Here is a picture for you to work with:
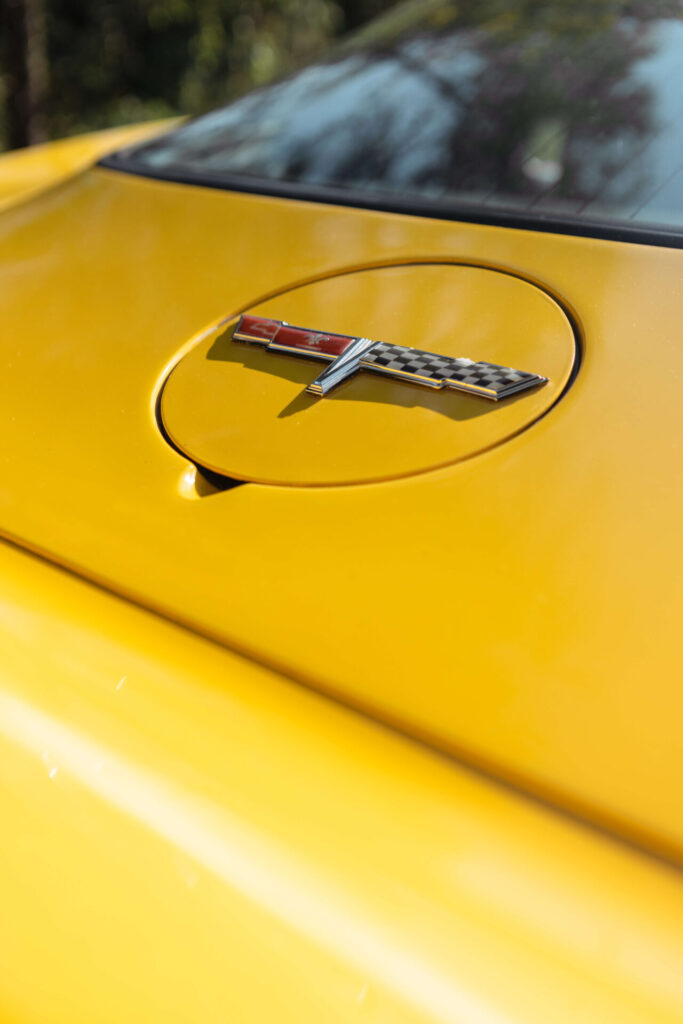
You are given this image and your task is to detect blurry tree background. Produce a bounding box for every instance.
[0,0,392,150]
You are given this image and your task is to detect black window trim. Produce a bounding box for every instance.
[98,150,683,250]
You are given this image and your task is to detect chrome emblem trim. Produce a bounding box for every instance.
[233,316,548,400]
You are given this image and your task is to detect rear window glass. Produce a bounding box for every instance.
[110,0,683,242]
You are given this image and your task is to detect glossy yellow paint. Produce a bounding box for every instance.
[0,120,177,211]
[1,539,683,1023]
[0,163,681,866]
[161,263,575,485]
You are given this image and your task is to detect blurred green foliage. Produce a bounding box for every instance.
[0,0,393,150]
[3,0,676,153]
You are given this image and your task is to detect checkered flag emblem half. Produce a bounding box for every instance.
[233,316,548,400]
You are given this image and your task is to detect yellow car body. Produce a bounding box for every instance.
[0,110,682,1023]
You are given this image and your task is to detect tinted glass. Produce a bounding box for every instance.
[113,0,683,238]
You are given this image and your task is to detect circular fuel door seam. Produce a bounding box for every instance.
[159,261,579,488]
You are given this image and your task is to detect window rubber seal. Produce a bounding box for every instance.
[98,151,683,250]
